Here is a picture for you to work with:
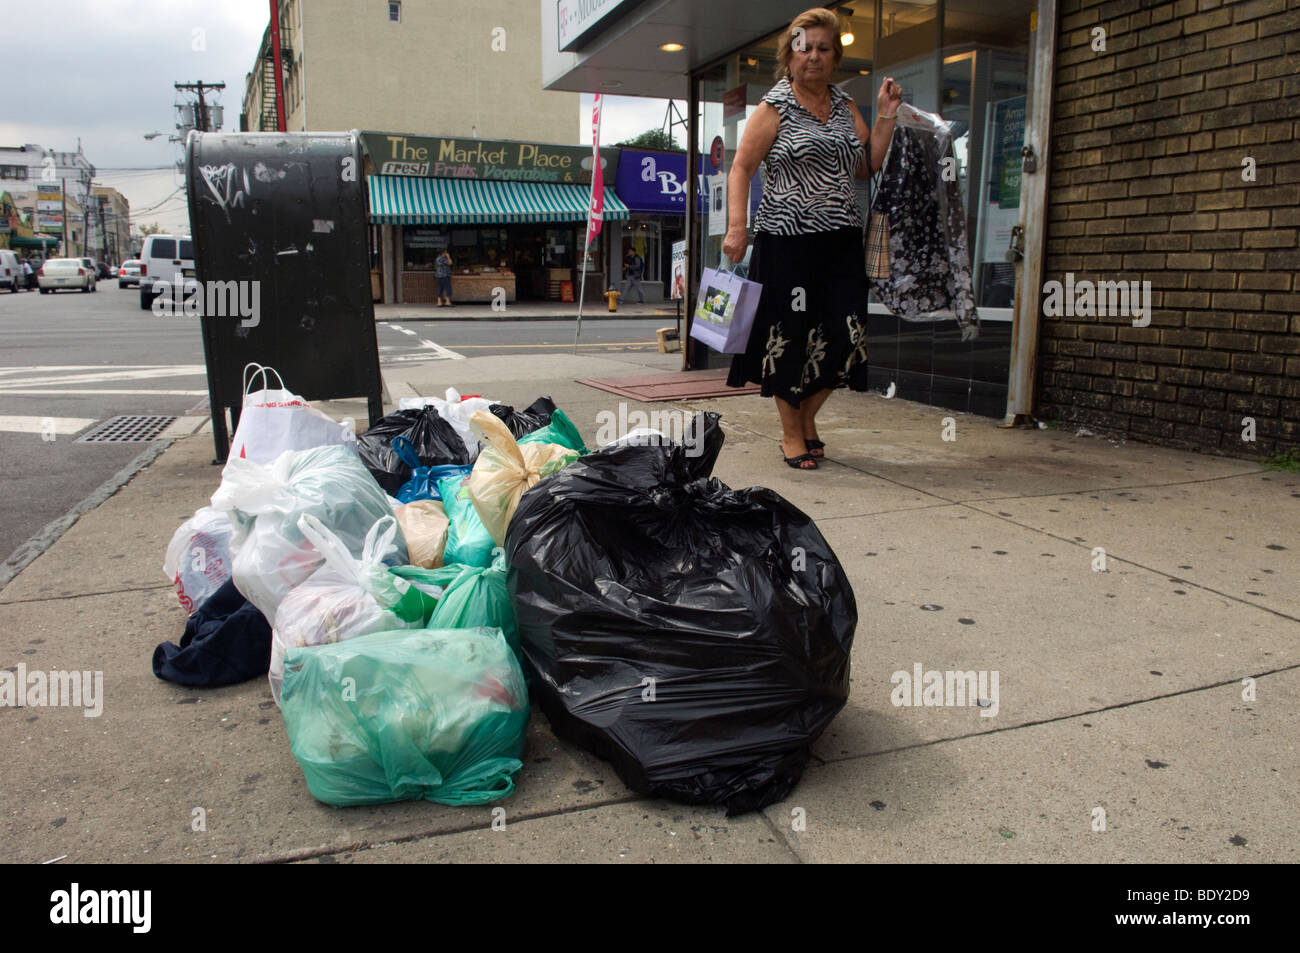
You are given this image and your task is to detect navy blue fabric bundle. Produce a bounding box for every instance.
[153,578,272,687]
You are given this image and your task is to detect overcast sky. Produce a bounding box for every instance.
[4,1,679,236]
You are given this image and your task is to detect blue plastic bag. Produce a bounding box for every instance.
[393,435,474,504]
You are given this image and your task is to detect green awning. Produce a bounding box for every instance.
[8,235,60,248]
[367,175,629,225]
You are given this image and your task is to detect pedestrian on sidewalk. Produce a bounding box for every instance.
[436,248,454,307]
[723,6,902,470]
[621,247,646,303]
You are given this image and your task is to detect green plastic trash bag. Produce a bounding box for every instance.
[389,564,466,610]
[517,407,587,454]
[439,472,498,568]
[427,557,519,660]
[281,626,529,807]
[268,514,430,705]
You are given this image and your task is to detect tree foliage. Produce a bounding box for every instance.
[617,128,684,152]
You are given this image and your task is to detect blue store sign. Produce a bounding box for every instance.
[615,149,761,216]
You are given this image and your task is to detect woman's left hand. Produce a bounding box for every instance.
[877,77,903,116]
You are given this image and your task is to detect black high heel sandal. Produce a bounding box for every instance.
[805,439,825,458]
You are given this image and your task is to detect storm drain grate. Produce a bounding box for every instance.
[77,415,177,443]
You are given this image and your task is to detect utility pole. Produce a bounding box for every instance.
[174,81,226,132]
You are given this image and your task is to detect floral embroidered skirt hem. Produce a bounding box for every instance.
[726,227,870,408]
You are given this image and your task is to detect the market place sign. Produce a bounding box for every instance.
[362,132,619,185]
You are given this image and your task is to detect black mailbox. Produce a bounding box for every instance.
[185,129,384,462]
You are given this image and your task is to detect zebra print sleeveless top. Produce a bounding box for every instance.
[752,78,865,235]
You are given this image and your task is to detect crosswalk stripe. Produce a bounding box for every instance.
[0,415,97,436]
[418,339,465,360]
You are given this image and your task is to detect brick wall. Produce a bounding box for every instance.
[1040,0,1300,456]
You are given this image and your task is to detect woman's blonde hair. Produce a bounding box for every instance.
[775,7,844,81]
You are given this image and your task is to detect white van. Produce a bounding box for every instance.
[0,249,24,292]
[138,234,196,309]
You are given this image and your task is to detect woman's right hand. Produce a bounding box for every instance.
[723,226,748,265]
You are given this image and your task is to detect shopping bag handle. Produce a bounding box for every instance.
[242,362,286,396]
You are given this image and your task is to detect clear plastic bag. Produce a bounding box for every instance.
[268,514,431,704]
[211,444,406,621]
[163,506,234,614]
[280,626,530,807]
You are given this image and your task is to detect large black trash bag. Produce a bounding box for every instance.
[153,578,271,687]
[489,396,557,439]
[353,407,472,495]
[506,412,856,814]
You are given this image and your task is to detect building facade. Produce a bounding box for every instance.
[541,0,1299,458]
[93,187,132,266]
[241,0,580,142]
[0,143,97,258]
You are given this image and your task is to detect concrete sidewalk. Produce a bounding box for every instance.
[375,300,682,322]
[2,348,1296,863]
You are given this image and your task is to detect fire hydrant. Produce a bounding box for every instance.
[604,288,621,312]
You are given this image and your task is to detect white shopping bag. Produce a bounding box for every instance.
[227,363,348,464]
[689,266,762,354]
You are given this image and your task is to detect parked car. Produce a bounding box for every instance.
[118,259,142,288]
[138,234,196,310]
[38,258,96,293]
[0,249,24,292]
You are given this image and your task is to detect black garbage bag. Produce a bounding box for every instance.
[489,396,557,439]
[506,412,856,814]
[353,407,473,495]
[153,578,272,687]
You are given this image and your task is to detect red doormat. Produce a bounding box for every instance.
[576,368,761,401]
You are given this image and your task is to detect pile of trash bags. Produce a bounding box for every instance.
[155,368,856,815]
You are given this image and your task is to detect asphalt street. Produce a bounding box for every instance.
[0,281,665,570]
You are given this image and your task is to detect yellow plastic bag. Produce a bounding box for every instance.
[466,411,578,546]
[393,500,449,569]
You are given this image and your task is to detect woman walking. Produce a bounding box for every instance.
[724,6,902,469]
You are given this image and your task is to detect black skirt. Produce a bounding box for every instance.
[726,227,870,407]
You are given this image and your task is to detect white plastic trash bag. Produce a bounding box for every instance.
[163,506,233,614]
[268,514,428,704]
[227,363,350,466]
[211,444,405,622]
[466,411,578,546]
[397,387,496,459]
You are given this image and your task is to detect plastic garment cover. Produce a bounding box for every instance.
[489,396,557,439]
[466,411,579,547]
[507,413,857,815]
[516,408,588,454]
[393,499,450,569]
[268,515,431,704]
[871,102,980,340]
[397,387,497,459]
[391,435,474,503]
[211,445,407,622]
[353,407,472,495]
[163,506,234,614]
[280,626,529,807]
[439,472,498,568]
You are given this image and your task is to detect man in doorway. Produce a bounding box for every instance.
[621,247,646,303]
